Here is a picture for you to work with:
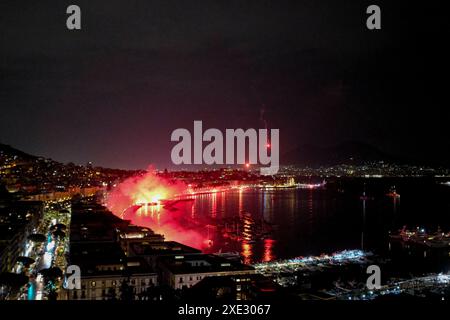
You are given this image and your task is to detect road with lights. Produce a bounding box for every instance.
[16,201,71,300]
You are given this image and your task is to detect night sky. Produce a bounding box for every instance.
[1,1,449,169]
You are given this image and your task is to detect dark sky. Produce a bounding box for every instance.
[1,1,449,169]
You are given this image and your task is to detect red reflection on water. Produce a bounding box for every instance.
[211,192,217,218]
[241,242,252,264]
[191,200,196,219]
[238,188,243,218]
[263,239,275,262]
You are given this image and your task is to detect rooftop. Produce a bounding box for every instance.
[159,254,255,275]
[129,240,201,256]
[69,242,155,277]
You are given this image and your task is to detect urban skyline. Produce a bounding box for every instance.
[1,0,449,311]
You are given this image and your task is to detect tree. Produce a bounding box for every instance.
[0,272,29,300]
[46,283,58,301]
[28,233,46,243]
[52,229,66,240]
[17,256,35,268]
[119,279,134,301]
[141,284,158,301]
[106,287,117,300]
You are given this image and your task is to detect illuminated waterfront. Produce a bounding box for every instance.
[116,177,450,273]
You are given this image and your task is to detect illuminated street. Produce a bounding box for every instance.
[16,201,71,300]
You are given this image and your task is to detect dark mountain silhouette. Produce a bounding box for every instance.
[0,143,37,161]
[282,141,404,167]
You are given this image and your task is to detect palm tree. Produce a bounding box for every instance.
[52,229,66,240]
[17,256,35,268]
[0,272,29,300]
[39,267,62,300]
[28,233,46,243]
[46,283,58,301]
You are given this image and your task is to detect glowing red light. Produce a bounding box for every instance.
[245,163,250,168]
[106,167,206,249]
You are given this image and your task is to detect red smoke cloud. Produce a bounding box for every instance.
[106,167,206,249]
